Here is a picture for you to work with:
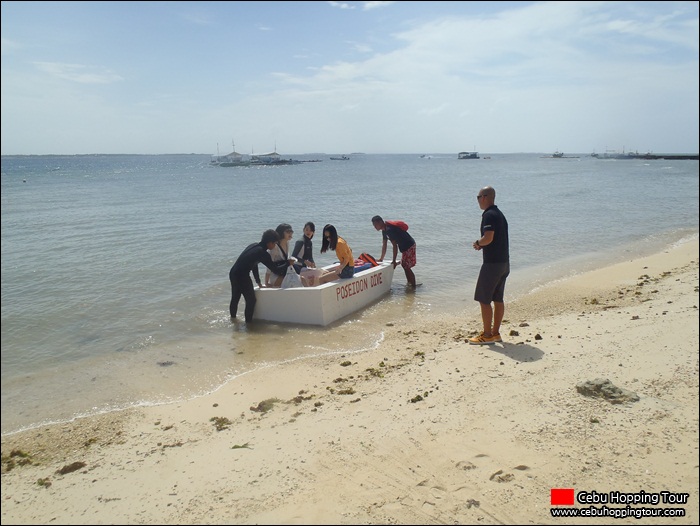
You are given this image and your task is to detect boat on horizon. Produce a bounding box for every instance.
[541,151,580,159]
[211,142,305,166]
[329,155,350,160]
[210,141,251,166]
[250,151,302,165]
[458,151,480,159]
[591,149,698,160]
[590,149,640,160]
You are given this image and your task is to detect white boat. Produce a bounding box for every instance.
[211,140,251,166]
[541,151,580,159]
[253,261,395,325]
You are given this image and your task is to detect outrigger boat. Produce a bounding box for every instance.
[253,261,395,325]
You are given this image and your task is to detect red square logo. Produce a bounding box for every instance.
[551,488,575,505]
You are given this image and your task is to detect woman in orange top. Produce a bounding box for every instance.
[319,224,354,284]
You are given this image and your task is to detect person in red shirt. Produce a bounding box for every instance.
[371,215,418,289]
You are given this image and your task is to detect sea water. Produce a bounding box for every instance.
[2,153,698,435]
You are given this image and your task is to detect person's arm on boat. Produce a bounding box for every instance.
[291,239,313,268]
[291,239,303,262]
[304,238,315,268]
[378,235,388,262]
[252,258,263,288]
[335,238,354,271]
[391,239,399,268]
[259,250,288,283]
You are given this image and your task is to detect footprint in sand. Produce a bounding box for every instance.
[455,454,530,483]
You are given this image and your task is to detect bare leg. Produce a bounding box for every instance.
[403,266,416,287]
[300,268,322,287]
[318,268,340,284]
[492,301,504,335]
[479,302,494,338]
[269,274,283,288]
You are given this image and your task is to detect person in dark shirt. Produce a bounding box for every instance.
[229,229,290,323]
[291,221,315,271]
[371,215,418,288]
[291,221,322,286]
[469,186,510,344]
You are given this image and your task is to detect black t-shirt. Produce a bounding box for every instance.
[480,205,509,263]
[231,242,287,283]
[383,225,415,252]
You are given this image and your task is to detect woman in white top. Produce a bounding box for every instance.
[265,223,294,287]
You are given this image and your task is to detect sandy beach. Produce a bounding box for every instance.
[2,240,698,525]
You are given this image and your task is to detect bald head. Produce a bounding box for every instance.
[477,186,495,209]
[480,186,495,199]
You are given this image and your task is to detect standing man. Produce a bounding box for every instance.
[371,215,419,289]
[229,229,290,323]
[469,186,509,344]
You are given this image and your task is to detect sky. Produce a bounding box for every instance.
[1,1,698,155]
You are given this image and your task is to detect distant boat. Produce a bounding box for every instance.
[591,149,698,160]
[590,149,635,159]
[458,151,480,159]
[210,141,303,166]
[541,151,579,159]
[590,148,643,159]
[212,151,302,166]
[211,140,251,166]
[330,155,350,160]
[217,159,251,167]
[251,151,296,165]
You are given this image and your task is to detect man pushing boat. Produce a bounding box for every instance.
[371,215,419,289]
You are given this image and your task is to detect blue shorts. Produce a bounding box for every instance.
[339,265,355,279]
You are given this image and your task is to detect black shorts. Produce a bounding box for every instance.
[474,262,510,304]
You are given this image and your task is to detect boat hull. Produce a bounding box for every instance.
[253,262,394,325]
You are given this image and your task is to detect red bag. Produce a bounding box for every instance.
[358,252,379,266]
[385,220,409,231]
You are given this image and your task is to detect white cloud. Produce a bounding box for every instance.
[33,62,124,84]
[1,37,21,55]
